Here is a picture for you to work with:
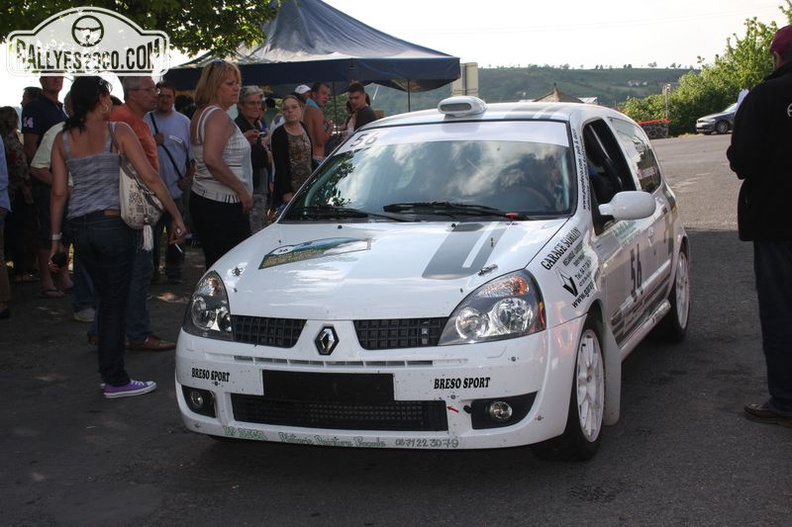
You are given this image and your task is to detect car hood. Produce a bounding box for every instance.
[698,110,734,121]
[212,219,568,320]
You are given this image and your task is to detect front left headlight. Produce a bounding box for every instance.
[183,271,233,341]
[438,270,545,346]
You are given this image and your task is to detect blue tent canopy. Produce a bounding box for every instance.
[165,0,460,93]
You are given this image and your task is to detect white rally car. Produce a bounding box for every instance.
[176,96,689,460]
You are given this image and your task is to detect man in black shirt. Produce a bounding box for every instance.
[348,82,377,131]
[727,25,792,427]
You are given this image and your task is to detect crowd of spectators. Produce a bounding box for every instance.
[0,64,379,397]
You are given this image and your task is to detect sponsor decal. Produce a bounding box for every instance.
[224,426,268,441]
[557,253,595,307]
[7,7,169,76]
[191,367,230,383]
[394,438,460,448]
[433,377,492,390]
[570,128,591,211]
[539,227,582,270]
[259,237,371,269]
[558,269,578,297]
[277,433,387,448]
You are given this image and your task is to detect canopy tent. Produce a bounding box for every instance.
[165,0,460,94]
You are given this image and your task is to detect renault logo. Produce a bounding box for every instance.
[315,326,339,355]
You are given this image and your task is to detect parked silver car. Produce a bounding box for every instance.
[696,103,738,135]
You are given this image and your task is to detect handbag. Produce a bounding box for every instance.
[108,123,163,250]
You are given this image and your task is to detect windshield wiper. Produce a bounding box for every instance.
[383,201,530,220]
[290,205,412,222]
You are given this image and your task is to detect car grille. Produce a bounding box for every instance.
[354,317,447,350]
[232,315,306,348]
[231,371,448,431]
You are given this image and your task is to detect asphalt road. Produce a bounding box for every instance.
[1,133,790,526]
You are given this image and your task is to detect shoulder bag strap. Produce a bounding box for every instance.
[107,122,119,154]
[148,111,183,178]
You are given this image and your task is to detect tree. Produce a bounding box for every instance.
[622,1,792,135]
[0,1,281,56]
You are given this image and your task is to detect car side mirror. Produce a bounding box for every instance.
[598,191,656,220]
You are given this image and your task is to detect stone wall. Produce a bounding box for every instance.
[639,119,669,139]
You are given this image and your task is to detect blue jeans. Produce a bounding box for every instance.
[71,251,95,313]
[69,213,136,385]
[754,241,792,412]
[126,237,153,345]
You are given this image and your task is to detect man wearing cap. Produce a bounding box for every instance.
[294,84,311,104]
[302,82,334,165]
[727,24,792,427]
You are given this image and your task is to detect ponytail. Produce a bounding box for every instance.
[64,76,111,132]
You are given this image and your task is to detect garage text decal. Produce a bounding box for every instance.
[540,227,582,270]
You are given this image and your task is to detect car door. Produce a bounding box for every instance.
[608,118,674,307]
[583,119,658,346]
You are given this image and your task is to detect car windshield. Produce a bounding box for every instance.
[282,121,575,222]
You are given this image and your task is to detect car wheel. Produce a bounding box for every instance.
[532,316,604,462]
[650,247,690,343]
[714,120,729,134]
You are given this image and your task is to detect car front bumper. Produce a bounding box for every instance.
[175,316,586,449]
[695,121,715,133]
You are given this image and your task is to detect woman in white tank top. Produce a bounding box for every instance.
[188,60,254,269]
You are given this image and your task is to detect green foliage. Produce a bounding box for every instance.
[0,1,280,56]
[620,94,667,124]
[621,1,792,135]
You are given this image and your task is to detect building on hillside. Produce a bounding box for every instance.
[532,86,582,103]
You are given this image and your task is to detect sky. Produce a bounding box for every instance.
[0,0,788,107]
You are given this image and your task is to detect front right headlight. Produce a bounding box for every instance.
[438,270,545,346]
[183,271,233,340]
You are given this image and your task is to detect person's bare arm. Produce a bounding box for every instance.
[22,132,40,164]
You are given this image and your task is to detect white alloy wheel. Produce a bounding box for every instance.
[575,327,604,442]
[650,247,690,342]
[531,316,604,461]
[672,250,690,331]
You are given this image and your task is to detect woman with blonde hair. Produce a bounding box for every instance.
[189,59,253,268]
[49,76,187,399]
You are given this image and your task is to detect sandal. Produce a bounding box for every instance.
[40,287,65,298]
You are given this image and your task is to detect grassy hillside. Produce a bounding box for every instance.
[364,66,694,118]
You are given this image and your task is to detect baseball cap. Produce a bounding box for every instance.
[295,84,311,95]
[770,25,792,54]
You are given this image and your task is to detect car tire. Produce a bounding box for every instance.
[650,246,690,343]
[531,316,604,462]
[714,120,730,135]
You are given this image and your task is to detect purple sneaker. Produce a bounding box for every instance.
[103,380,157,399]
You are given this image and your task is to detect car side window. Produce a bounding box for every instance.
[583,119,636,234]
[610,118,662,193]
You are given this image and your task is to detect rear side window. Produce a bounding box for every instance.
[610,119,663,193]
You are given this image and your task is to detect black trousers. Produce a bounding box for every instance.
[189,192,251,269]
[754,240,792,412]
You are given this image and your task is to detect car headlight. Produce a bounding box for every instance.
[439,270,545,345]
[183,271,233,340]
